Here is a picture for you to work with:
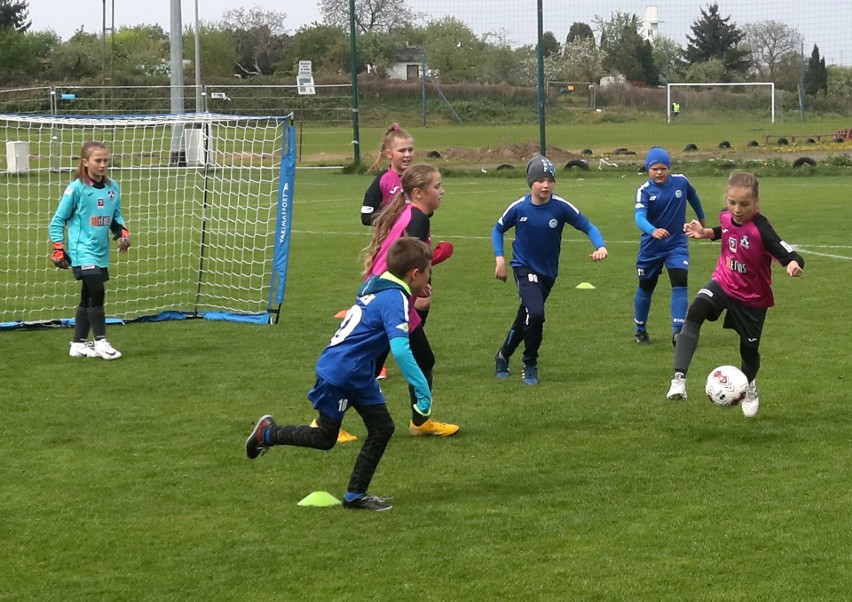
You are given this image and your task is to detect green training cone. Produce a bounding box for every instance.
[575,282,596,290]
[297,491,342,507]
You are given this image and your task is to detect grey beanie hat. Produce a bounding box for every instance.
[526,155,556,187]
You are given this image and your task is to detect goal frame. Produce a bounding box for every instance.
[0,112,296,330]
[666,82,776,124]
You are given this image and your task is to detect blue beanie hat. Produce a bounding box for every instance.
[526,155,556,187]
[645,147,671,171]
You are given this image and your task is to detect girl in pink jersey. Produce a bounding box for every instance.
[360,123,415,226]
[666,171,804,417]
[362,164,457,437]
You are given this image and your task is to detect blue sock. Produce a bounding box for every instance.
[672,287,688,333]
[262,428,272,445]
[634,287,653,332]
[344,492,364,502]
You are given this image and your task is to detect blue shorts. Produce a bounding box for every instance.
[636,248,689,281]
[307,376,386,422]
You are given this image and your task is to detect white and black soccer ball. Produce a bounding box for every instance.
[705,365,749,407]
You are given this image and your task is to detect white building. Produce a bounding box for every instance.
[639,6,661,41]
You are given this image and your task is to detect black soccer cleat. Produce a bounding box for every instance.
[246,414,276,460]
[342,494,393,512]
[634,330,651,345]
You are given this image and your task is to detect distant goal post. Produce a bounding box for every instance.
[666,82,776,123]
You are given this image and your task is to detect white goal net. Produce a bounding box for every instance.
[0,112,295,329]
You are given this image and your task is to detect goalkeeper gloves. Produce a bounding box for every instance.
[111,222,131,253]
[51,242,70,269]
[432,241,454,265]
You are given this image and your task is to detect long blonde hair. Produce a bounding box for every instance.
[362,164,439,277]
[368,123,413,173]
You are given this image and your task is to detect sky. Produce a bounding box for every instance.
[27,1,851,66]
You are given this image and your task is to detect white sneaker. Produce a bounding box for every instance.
[93,338,122,360]
[666,375,687,400]
[69,341,96,358]
[741,380,759,418]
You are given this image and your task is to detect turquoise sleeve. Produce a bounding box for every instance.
[389,336,431,415]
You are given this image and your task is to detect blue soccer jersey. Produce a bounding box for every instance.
[49,178,126,268]
[315,274,412,391]
[634,174,704,258]
[492,193,604,280]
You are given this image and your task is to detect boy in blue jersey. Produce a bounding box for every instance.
[632,147,705,346]
[245,237,434,512]
[49,141,130,360]
[492,155,608,385]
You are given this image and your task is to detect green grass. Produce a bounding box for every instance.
[1,169,851,599]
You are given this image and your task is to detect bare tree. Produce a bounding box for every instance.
[220,6,288,76]
[743,20,802,80]
[319,0,416,34]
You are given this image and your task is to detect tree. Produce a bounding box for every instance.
[685,3,749,79]
[319,0,416,34]
[549,37,603,85]
[0,0,30,32]
[183,25,239,79]
[595,12,658,85]
[278,24,350,76]
[565,22,594,45]
[220,6,289,76]
[420,17,486,83]
[0,29,56,83]
[42,28,101,81]
[805,44,828,96]
[652,35,686,83]
[743,20,802,80]
[541,31,560,59]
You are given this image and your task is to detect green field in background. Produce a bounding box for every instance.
[1,168,850,599]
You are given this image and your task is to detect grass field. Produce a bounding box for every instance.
[1,167,850,599]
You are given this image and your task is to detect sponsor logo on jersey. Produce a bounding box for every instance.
[519,217,528,222]
[649,196,657,201]
[98,198,104,208]
[728,237,738,253]
[548,218,558,229]
[90,216,112,227]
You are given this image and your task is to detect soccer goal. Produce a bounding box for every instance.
[666,82,776,124]
[0,112,295,329]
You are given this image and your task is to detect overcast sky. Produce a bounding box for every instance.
[28,1,851,66]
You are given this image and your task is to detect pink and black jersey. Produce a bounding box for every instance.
[360,169,404,226]
[711,211,804,309]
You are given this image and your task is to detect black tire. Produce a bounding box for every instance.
[792,157,817,168]
[684,143,698,151]
[426,150,441,159]
[564,159,589,171]
[806,138,816,144]
[496,163,515,171]
[720,161,737,170]
[581,148,593,156]
[835,137,845,143]
[747,140,759,147]
[777,137,789,145]
[613,148,633,156]
[718,140,731,149]
[614,147,628,153]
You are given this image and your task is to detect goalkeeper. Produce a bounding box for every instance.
[48,141,130,360]
[245,237,435,512]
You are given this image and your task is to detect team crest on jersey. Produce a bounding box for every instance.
[728,236,738,253]
[675,190,682,198]
[740,235,750,249]
[108,191,116,201]
[548,218,558,228]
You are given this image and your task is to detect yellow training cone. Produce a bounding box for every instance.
[575,282,596,290]
[297,491,342,507]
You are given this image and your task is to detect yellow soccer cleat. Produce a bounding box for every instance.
[408,418,460,437]
[310,419,358,444]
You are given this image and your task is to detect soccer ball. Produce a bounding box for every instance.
[705,365,749,407]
